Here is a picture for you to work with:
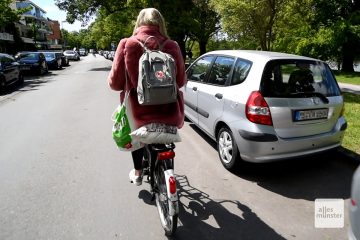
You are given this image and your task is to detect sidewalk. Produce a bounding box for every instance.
[338,83,360,95]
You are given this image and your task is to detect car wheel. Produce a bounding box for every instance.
[0,77,6,93]
[18,73,24,85]
[217,127,241,171]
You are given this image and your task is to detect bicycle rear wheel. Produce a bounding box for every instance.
[155,164,178,236]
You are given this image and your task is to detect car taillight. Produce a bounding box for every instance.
[157,151,175,160]
[246,91,273,125]
[169,176,176,194]
[351,198,357,206]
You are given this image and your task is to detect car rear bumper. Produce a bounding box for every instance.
[233,118,347,162]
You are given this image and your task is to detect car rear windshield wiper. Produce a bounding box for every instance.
[289,92,329,104]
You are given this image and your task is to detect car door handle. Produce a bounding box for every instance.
[192,87,198,91]
[215,93,223,99]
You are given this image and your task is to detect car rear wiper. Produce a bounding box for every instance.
[289,92,329,104]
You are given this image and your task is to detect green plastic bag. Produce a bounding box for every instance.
[112,104,133,149]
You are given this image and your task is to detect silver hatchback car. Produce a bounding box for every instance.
[184,50,347,170]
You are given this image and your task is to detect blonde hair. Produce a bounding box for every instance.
[133,8,168,37]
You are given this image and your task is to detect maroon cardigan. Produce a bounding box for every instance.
[108,25,186,129]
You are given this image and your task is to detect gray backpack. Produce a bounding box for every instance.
[136,36,177,105]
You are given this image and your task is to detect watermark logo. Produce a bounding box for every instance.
[315,199,344,228]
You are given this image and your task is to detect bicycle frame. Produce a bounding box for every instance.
[142,143,179,235]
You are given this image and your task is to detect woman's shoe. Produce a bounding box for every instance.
[129,169,142,186]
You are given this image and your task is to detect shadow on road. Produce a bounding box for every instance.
[137,175,285,240]
[173,175,286,240]
[89,67,112,72]
[234,152,359,201]
[187,122,360,201]
[0,73,57,97]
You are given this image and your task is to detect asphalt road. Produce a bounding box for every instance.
[0,55,358,240]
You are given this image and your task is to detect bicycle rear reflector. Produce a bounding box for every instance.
[169,176,176,194]
[158,151,175,160]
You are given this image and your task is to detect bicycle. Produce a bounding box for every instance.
[141,143,179,236]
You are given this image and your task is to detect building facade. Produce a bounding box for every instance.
[47,21,63,50]
[15,0,53,49]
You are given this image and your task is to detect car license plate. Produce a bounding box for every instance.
[294,109,328,121]
[20,66,30,70]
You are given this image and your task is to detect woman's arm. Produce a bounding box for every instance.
[174,42,186,89]
[107,38,127,91]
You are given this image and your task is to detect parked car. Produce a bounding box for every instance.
[349,165,360,240]
[39,50,69,67]
[58,52,69,67]
[184,50,347,170]
[15,52,48,75]
[79,48,87,56]
[42,52,62,70]
[63,50,80,61]
[108,51,115,61]
[0,53,23,92]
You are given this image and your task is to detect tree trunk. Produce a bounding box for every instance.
[171,35,187,62]
[199,40,207,55]
[342,43,355,72]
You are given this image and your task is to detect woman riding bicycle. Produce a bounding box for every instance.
[107,8,186,186]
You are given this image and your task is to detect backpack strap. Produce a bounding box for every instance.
[137,36,167,51]
[159,39,169,51]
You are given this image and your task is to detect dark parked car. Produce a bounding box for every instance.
[0,53,23,92]
[40,50,69,67]
[42,52,62,70]
[15,52,48,75]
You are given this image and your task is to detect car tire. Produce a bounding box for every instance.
[18,73,24,85]
[0,76,6,93]
[217,127,241,171]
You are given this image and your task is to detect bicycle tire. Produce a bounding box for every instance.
[154,163,178,236]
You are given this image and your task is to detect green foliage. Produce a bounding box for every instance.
[342,92,360,154]
[89,8,135,50]
[187,0,220,54]
[0,0,30,27]
[273,0,360,71]
[55,0,360,69]
[211,0,286,50]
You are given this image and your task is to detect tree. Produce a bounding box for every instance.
[56,0,194,58]
[55,0,147,26]
[311,0,360,72]
[145,0,195,58]
[211,0,286,50]
[272,0,360,72]
[0,0,21,27]
[188,0,220,55]
[56,0,223,59]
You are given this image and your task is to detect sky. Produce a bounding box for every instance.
[30,0,93,32]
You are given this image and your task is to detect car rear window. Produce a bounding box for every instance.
[44,53,55,58]
[17,53,38,60]
[261,59,341,97]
